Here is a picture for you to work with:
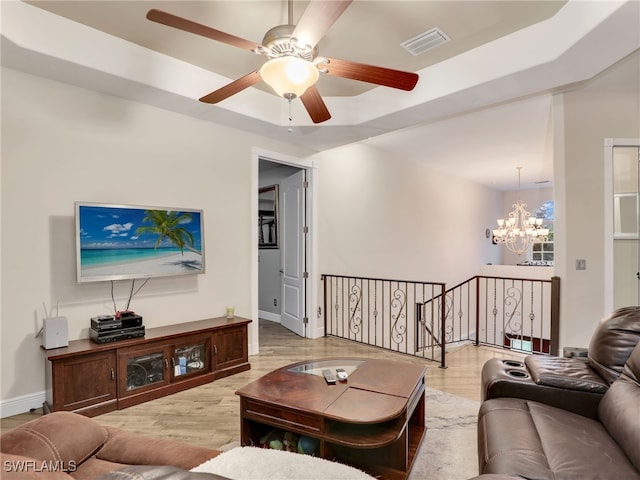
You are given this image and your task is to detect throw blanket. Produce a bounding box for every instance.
[192,447,376,480]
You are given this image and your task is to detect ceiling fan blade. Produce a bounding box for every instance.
[199,71,262,104]
[147,9,259,52]
[321,57,419,91]
[292,0,352,49]
[300,86,331,124]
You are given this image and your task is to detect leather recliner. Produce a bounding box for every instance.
[477,306,640,479]
[480,305,640,418]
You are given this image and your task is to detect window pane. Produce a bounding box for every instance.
[613,147,639,194]
[614,194,639,236]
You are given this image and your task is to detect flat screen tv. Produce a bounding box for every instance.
[75,202,205,283]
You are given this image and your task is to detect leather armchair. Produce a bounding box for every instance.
[477,306,640,479]
[481,305,640,418]
[478,339,640,478]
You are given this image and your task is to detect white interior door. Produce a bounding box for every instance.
[280,169,306,336]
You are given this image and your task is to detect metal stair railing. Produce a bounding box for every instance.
[322,274,560,368]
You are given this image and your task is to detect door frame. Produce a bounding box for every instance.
[251,147,319,353]
[604,138,640,312]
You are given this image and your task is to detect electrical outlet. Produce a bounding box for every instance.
[273,298,277,307]
[576,259,586,270]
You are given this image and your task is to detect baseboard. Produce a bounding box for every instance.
[1,390,47,418]
[248,340,259,356]
[258,310,281,323]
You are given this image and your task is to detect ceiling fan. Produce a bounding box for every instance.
[146,0,419,124]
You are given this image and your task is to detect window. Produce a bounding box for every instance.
[531,201,554,264]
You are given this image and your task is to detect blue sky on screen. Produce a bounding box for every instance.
[79,205,201,250]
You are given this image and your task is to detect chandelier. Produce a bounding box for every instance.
[493,167,549,255]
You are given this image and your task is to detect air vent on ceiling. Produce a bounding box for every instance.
[401,27,450,56]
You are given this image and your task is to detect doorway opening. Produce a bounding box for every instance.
[258,158,311,338]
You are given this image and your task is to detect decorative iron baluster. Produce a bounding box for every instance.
[333,278,340,335]
[442,292,455,343]
[504,284,523,335]
[529,282,536,350]
[349,283,362,336]
[373,280,378,346]
[390,286,407,347]
[457,286,462,340]
[492,278,498,346]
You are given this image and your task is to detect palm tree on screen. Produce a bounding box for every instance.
[135,210,196,255]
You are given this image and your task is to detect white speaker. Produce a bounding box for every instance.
[43,316,68,349]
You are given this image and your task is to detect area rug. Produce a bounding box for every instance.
[417,387,480,479]
[194,387,479,480]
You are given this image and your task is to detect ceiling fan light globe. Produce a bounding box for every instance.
[261,56,319,98]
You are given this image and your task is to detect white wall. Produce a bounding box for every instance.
[314,142,503,289]
[554,90,640,349]
[0,68,311,415]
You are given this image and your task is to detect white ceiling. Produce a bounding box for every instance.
[2,1,639,190]
[23,0,567,98]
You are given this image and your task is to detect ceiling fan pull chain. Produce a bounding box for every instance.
[287,98,293,133]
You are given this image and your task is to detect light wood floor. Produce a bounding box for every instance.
[1,319,525,448]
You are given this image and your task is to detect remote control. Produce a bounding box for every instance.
[322,369,336,385]
[335,368,348,381]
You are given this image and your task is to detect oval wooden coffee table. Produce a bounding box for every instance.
[235,358,427,480]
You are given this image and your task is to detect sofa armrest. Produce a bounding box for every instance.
[96,427,219,470]
[481,358,603,419]
[524,355,608,392]
[0,412,108,469]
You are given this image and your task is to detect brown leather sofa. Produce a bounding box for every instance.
[477,306,640,479]
[0,411,225,479]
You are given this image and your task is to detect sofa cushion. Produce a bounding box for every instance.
[478,399,552,478]
[598,341,640,470]
[97,465,232,480]
[478,397,640,479]
[96,427,218,470]
[0,412,107,470]
[588,306,640,385]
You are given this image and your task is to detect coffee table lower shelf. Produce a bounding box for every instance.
[239,390,426,480]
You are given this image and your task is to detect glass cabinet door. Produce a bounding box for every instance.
[126,351,165,391]
[119,345,170,395]
[171,335,211,379]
